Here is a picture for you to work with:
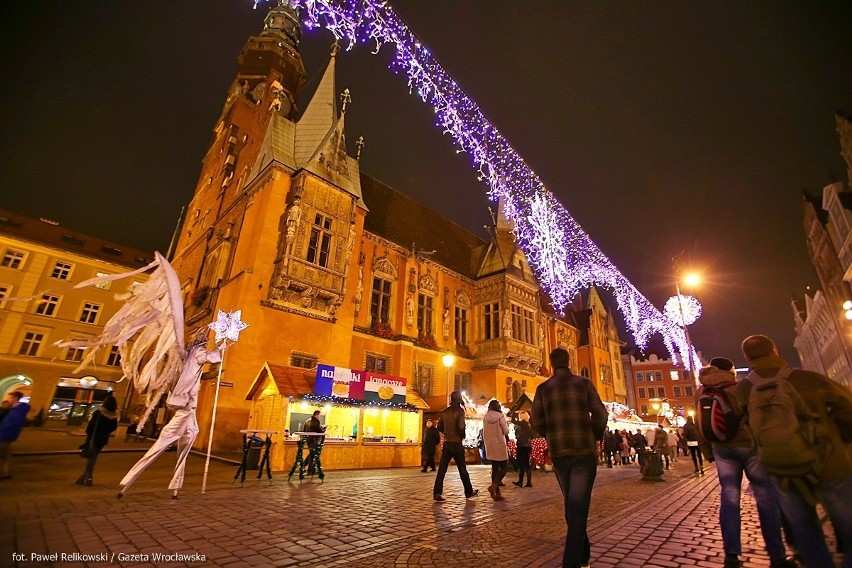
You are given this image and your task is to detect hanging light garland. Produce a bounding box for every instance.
[262,0,699,368]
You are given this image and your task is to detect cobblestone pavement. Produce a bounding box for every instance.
[0,429,841,568]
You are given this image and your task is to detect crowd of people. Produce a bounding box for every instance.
[425,335,851,568]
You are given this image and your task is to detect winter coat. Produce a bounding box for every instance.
[482,409,509,462]
[0,401,30,442]
[653,427,668,449]
[514,420,533,448]
[439,404,466,444]
[422,425,440,453]
[85,408,118,451]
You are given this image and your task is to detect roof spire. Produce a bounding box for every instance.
[340,88,351,114]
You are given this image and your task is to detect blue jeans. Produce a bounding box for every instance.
[433,442,474,497]
[551,454,596,568]
[772,474,851,568]
[713,446,786,559]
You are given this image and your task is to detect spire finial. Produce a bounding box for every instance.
[330,40,340,57]
[340,88,351,114]
[355,136,365,160]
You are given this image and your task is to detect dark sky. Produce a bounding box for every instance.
[2,1,851,366]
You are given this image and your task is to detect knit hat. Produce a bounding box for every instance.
[708,357,735,372]
[102,396,118,412]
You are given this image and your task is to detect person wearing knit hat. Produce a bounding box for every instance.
[696,358,794,568]
[709,357,735,372]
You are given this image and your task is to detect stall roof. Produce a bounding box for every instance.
[405,391,430,411]
[245,362,315,401]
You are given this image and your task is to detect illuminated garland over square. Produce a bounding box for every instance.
[269,0,698,369]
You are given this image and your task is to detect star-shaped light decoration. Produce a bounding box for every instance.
[208,309,248,345]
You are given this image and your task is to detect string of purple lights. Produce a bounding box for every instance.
[277,0,700,370]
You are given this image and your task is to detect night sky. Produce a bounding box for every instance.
[2,1,851,367]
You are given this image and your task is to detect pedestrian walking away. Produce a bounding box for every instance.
[513,411,534,488]
[76,395,118,487]
[681,415,703,475]
[482,398,509,501]
[433,391,478,502]
[531,347,607,568]
[739,335,852,568]
[697,356,797,568]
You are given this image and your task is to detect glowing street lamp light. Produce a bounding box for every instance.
[442,353,455,407]
[672,254,701,384]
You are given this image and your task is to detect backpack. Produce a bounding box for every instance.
[696,381,742,443]
[746,368,824,504]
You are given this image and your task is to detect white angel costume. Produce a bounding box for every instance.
[55,252,218,498]
[118,340,220,497]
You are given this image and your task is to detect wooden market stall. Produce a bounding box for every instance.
[244,362,429,472]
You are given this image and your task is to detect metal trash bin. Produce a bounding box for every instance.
[641,449,664,482]
[246,435,264,470]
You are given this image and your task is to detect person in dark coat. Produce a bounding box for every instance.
[513,411,534,488]
[76,396,118,486]
[420,419,440,472]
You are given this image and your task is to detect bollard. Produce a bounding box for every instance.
[641,449,665,482]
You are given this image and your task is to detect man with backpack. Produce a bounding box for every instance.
[739,335,852,568]
[696,357,796,568]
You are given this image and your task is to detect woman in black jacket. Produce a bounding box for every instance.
[682,415,703,475]
[76,396,118,486]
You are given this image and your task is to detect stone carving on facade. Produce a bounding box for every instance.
[455,289,471,309]
[278,196,302,269]
[557,327,566,347]
[353,266,364,316]
[418,274,437,296]
[373,256,397,280]
[344,220,355,269]
[442,309,450,340]
[300,287,316,309]
[251,81,267,104]
[502,308,513,339]
[405,296,414,327]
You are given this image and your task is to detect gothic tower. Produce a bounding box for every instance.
[169,2,366,452]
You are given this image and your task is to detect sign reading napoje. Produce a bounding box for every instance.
[315,365,407,404]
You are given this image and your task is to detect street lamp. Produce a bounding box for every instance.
[844,300,852,320]
[672,254,701,385]
[652,402,661,424]
[442,353,455,407]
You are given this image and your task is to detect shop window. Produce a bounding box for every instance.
[1,249,25,270]
[79,302,101,324]
[365,353,390,373]
[107,346,121,367]
[638,387,646,398]
[370,277,391,325]
[287,402,358,441]
[290,353,318,369]
[51,261,73,280]
[18,331,45,356]
[362,407,421,442]
[35,294,59,317]
[483,302,499,340]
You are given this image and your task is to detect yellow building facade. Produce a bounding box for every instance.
[0,211,152,423]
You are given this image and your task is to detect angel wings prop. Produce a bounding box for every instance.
[55,251,187,427]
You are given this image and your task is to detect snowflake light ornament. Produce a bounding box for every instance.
[664,295,702,327]
[208,309,248,344]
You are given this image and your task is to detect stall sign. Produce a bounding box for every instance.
[315,364,364,399]
[315,365,407,404]
[362,371,407,405]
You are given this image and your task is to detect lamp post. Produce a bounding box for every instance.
[442,353,455,407]
[652,402,661,425]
